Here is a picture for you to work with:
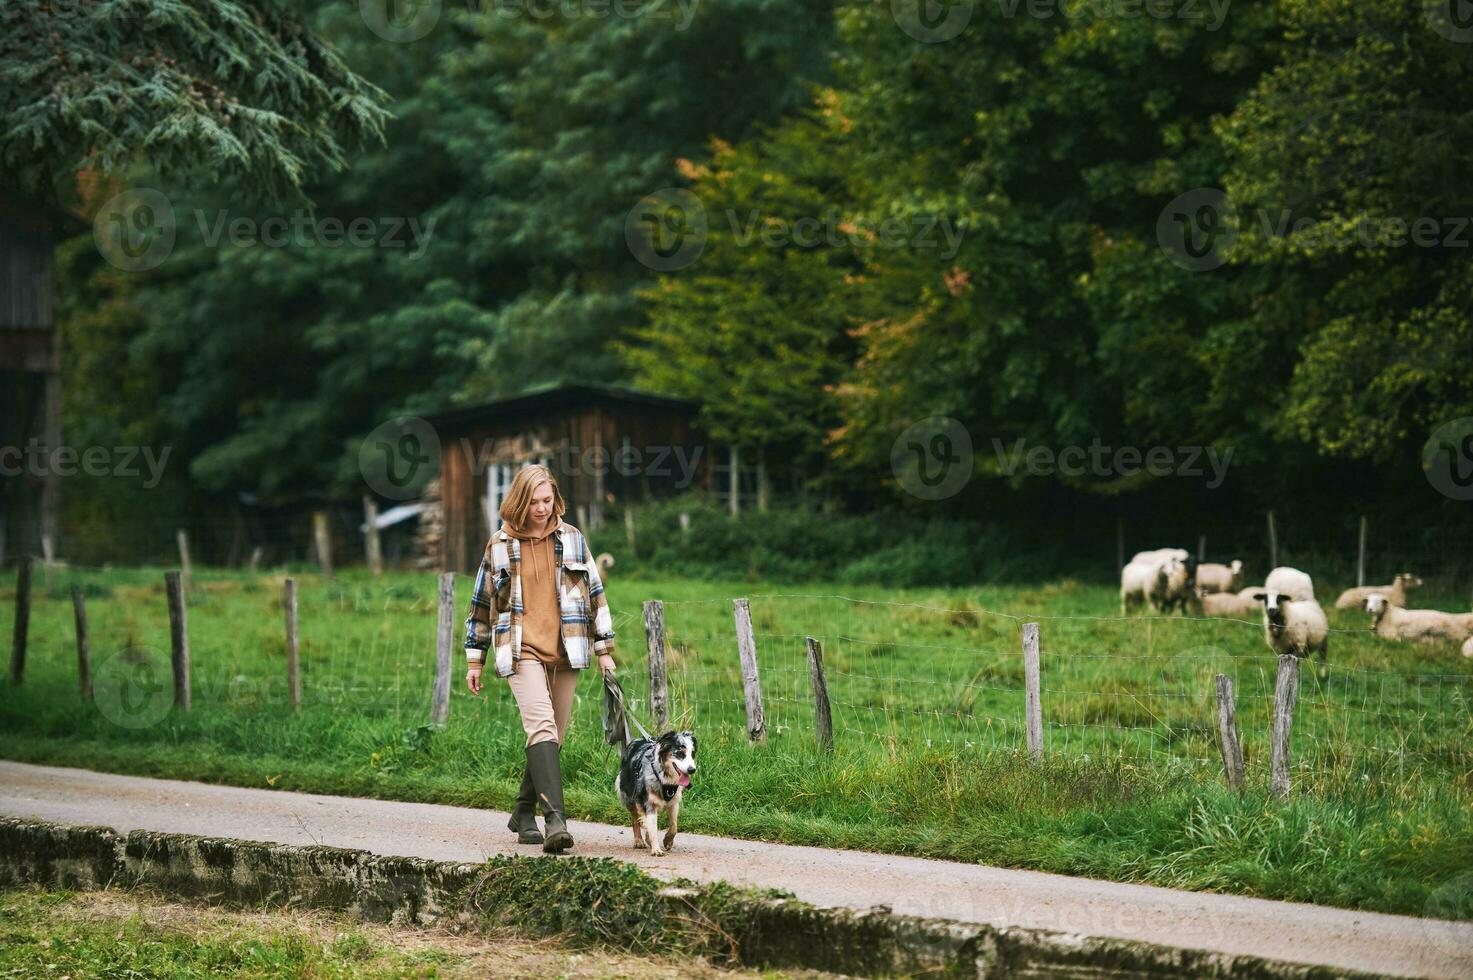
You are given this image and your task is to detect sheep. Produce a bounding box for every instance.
[1463,636,1473,658]
[1334,572,1423,610]
[1132,548,1189,565]
[1120,559,1157,615]
[1156,557,1197,614]
[1195,559,1244,594]
[1263,566,1314,602]
[1190,586,1260,619]
[596,552,615,577]
[1251,590,1329,675]
[1363,593,1473,644]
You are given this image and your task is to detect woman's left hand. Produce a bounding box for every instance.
[597,654,616,676]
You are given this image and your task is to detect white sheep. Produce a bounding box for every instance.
[1251,590,1329,675]
[1364,593,1473,644]
[1156,557,1196,614]
[1463,636,1473,658]
[1334,572,1422,610]
[1264,566,1314,602]
[1191,586,1260,619]
[1132,547,1189,565]
[1120,560,1157,615]
[1195,560,1244,594]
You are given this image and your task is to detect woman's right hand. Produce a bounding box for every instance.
[466,666,483,695]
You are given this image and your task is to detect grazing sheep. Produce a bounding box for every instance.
[1251,590,1329,675]
[1364,593,1473,644]
[1334,573,1423,610]
[1264,566,1314,602]
[1120,559,1157,615]
[1196,560,1245,594]
[1191,586,1260,619]
[1132,548,1189,565]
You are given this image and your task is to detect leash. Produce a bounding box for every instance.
[602,669,655,743]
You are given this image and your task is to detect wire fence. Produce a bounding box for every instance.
[4,562,1472,795]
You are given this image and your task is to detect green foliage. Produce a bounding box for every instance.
[0,0,389,202]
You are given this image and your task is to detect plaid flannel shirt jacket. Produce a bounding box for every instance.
[463,518,616,677]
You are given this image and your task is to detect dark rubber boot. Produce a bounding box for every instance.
[506,764,543,844]
[526,740,574,854]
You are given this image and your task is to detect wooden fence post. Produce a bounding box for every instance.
[1197,534,1207,565]
[431,572,454,728]
[165,570,190,711]
[248,546,263,572]
[679,512,690,537]
[1115,516,1124,572]
[1356,515,1367,588]
[644,600,669,731]
[1215,673,1243,792]
[176,529,192,589]
[577,504,589,531]
[284,578,300,710]
[732,598,766,743]
[1270,654,1300,798]
[1267,510,1278,568]
[625,507,637,553]
[363,496,384,577]
[72,586,92,700]
[806,636,833,753]
[1022,621,1043,762]
[10,556,30,685]
[313,511,334,579]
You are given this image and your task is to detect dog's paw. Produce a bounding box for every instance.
[661,833,676,852]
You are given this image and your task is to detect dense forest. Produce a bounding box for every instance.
[32,0,1473,573]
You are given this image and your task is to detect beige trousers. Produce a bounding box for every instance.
[506,657,578,747]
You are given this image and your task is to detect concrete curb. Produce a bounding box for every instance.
[0,815,1400,978]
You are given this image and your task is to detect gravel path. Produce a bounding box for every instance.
[1,759,1468,979]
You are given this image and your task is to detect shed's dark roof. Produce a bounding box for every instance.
[425,382,699,430]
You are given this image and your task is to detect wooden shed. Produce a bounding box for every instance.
[426,383,714,573]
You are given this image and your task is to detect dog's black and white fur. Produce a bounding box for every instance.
[615,730,697,856]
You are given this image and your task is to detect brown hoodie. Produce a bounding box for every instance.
[501,516,569,667]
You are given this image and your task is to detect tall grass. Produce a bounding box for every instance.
[1,561,1470,921]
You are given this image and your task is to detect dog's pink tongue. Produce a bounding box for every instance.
[677,771,691,788]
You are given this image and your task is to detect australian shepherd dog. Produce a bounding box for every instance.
[615,730,697,856]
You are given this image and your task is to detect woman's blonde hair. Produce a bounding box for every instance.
[498,463,567,530]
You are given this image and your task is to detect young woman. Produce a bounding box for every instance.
[463,464,617,853]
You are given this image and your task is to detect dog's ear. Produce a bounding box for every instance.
[685,731,697,754]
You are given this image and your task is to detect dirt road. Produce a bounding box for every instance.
[1,760,1468,978]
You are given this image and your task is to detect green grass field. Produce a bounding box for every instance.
[2,564,1471,920]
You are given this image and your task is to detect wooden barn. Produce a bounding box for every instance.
[426,383,720,573]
